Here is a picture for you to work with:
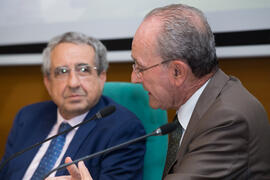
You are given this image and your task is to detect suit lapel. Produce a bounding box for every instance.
[56,100,106,176]
[63,111,97,158]
[16,102,57,179]
[175,69,230,166]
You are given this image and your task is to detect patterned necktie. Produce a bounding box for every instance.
[31,122,71,180]
[163,115,183,177]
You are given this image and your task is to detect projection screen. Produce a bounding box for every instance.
[0,0,269,65]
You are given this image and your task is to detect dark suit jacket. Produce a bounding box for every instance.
[0,96,146,180]
[165,69,270,180]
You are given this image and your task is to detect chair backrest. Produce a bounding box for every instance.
[103,82,168,180]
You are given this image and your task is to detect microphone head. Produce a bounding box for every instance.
[156,122,178,135]
[96,105,116,119]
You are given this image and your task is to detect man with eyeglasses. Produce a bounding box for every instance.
[0,32,146,180]
[25,4,270,180]
[131,3,270,180]
[55,3,270,180]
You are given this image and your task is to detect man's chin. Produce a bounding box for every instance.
[66,99,84,104]
[149,99,168,110]
[149,101,161,109]
[62,105,88,116]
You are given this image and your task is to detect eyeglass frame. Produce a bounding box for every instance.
[132,59,174,79]
[50,63,98,80]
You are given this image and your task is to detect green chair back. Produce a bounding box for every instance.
[103,82,168,180]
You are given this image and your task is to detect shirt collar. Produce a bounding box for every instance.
[177,79,210,130]
[57,110,88,128]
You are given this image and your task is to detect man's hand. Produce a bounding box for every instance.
[46,157,93,180]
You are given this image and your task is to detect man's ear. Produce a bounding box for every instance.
[174,65,180,77]
[98,72,107,91]
[43,76,51,95]
[169,60,188,86]
[99,71,107,83]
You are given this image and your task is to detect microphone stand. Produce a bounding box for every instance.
[44,121,178,179]
[44,131,156,179]
[0,105,115,171]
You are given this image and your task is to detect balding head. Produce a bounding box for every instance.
[141,4,218,78]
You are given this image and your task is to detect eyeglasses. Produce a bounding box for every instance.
[132,59,173,79]
[52,64,98,80]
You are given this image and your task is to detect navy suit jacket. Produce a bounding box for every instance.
[0,96,146,180]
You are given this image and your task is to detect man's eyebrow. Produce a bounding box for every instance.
[76,63,89,66]
[131,56,144,67]
[131,55,136,62]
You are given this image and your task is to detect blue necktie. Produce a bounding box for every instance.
[31,122,71,180]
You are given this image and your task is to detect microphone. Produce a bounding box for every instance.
[0,105,116,171]
[44,122,178,178]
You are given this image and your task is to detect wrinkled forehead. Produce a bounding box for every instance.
[134,16,162,42]
[132,17,163,66]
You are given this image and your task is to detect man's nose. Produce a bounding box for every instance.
[131,71,142,83]
[67,70,80,88]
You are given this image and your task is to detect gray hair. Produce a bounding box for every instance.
[42,32,109,76]
[144,4,218,78]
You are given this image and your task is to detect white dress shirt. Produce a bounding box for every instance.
[177,80,210,146]
[23,110,87,179]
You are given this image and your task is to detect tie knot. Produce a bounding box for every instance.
[173,115,178,122]
[31,122,71,180]
[173,116,182,133]
[58,123,71,134]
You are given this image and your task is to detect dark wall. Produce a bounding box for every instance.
[1,57,270,158]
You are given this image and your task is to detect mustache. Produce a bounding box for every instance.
[63,87,87,98]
